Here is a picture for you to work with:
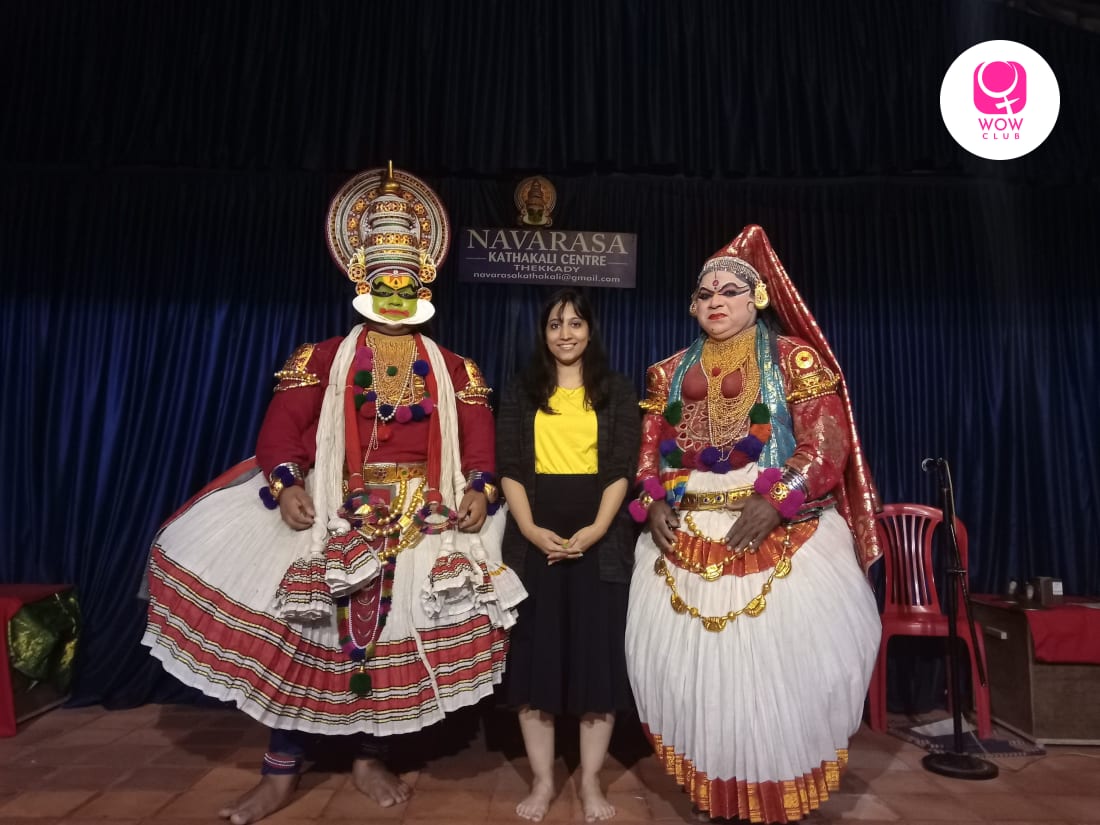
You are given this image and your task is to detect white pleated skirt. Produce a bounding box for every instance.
[142,466,520,737]
[625,467,880,822]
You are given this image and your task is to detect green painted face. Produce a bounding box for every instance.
[371,279,419,321]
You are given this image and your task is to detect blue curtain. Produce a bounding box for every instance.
[2,0,1098,708]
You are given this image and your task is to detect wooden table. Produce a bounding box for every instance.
[971,594,1100,744]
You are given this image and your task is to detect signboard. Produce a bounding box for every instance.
[457,228,637,289]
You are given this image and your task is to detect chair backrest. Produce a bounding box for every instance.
[875,503,970,615]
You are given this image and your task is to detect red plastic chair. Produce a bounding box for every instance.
[867,503,993,739]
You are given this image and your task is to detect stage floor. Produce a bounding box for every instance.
[1,705,1098,823]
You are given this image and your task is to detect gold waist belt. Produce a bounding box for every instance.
[360,462,428,485]
[678,486,754,511]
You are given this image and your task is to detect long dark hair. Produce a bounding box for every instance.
[521,288,611,413]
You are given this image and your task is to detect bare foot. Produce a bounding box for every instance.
[516,777,555,821]
[217,774,298,825]
[579,774,616,821]
[352,757,412,807]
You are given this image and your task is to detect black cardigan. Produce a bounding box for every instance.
[495,371,641,584]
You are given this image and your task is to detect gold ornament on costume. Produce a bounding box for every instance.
[274,344,320,391]
[700,327,760,448]
[515,175,556,227]
[367,332,422,408]
[654,525,794,631]
[753,281,770,310]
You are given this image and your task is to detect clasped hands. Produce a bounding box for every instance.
[278,486,489,533]
[523,523,605,565]
[647,494,782,553]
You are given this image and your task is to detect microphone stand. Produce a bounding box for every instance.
[921,457,998,780]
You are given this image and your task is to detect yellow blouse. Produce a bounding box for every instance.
[534,386,599,474]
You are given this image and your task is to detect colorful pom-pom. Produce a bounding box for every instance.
[712,458,732,474]
[749,403,771,424]
[659,438,678,457]
[365,390,377,402]
[740,434,765,460]
[354,394,366,411]
[353,347,373,369]
[385,365,398,377]
[664,400,683,426]
[409,404,426,421]
[354,370,371,387]
[420,397,435,414]
[349,671,372,696]
[378,404,395,419]
[412,359,429,377]
[394,405,413,424]
[642,477,666,500]
[259,488,278,510]
[699,446,721,468]
[628,499,649,523]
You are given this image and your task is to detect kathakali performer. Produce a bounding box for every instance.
[625,224,881,823]
[143,164,524,824]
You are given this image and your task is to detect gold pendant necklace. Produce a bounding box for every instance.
[700,328,759,448]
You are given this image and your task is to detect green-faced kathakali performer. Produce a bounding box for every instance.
[143,164,525,824]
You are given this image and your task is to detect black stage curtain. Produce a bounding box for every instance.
[1,0,1098,709]
[3,0,1098,180]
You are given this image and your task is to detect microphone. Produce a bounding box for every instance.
[921,457,942,473]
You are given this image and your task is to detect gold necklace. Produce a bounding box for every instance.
[700,328,759,448]
[654,525,793,631]
[367,332,417,407]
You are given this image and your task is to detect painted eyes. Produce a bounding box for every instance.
[374,287,417,300]
[697,286,749,300]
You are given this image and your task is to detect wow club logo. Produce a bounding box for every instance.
[941,40,1059,160]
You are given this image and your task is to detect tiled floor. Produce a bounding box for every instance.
[1,704,1098,824]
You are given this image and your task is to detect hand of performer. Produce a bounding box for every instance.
[456,489,488,533]
[723,493,782,552]
[562,523,606,560]
[522,525,570,563]
[278,486,315,531]
[647,500,680,553]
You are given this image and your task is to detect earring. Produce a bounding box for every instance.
[753,282,770,310]
[689,301,697,316]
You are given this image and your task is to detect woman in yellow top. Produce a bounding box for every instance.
[496,289,641,822]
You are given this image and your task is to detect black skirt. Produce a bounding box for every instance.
[503,473,633,715]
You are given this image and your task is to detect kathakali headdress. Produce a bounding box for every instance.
[326,162,451,326]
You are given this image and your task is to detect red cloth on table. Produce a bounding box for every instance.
[0,584,73,737]
[1025,598,1100,664]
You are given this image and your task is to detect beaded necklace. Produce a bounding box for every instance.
[337,557,396,696]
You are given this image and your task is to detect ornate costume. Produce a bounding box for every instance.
[624,225,881,822]
[143,166,524,741]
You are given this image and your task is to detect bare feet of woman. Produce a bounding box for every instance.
[217,774,298,825]
[352,757,412,807]
[579,775,616,821]
[515,777,555,821]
